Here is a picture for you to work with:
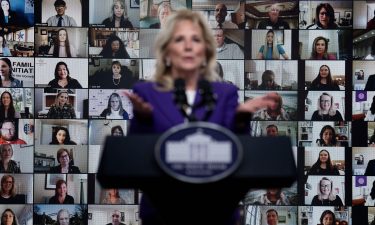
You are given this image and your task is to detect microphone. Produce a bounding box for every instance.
[197,79,217,121]
[173,78,193,121]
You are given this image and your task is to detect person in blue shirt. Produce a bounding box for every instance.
[257,30,288,60]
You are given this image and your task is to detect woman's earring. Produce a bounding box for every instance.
[165,58,171,67]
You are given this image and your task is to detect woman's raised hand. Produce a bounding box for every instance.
[124,91,153,116]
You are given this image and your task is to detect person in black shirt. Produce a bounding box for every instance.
[99,35,130,58]
[311,177,343,206]
[0,175,25,203]
[309,65,340,90]
[102,0,133,28]
[311,92,343,121]
[48,179,74,204]
[307,149,340,175]
[50,148,80,173]
[257,3,290,29]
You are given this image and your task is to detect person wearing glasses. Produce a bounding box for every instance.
[0,120,26,144]
[0,175,25,203]
[311,92,343,121]
[307,3,338,29]
[106,210,125,225]
[311,177,343,206]
[257,3,290,29]
[50,148,80,173]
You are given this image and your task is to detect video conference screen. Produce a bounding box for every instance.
[0,0,373,224]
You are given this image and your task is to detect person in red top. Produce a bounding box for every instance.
[0,120,26,144]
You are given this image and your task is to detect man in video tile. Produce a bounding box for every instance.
[257,4,289,29]
[46,0,77,27]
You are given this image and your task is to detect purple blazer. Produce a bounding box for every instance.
[129,81,240,134]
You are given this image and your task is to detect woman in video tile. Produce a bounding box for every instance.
[111,125,124,136]
[48,28,77,57]
[257,30,289,60]
[1,209,19,225]
[317,125,339,147]
[0,58,21,87]
[0,175,25,203]
[0,0,16,26]
[307,149,339,175]
[49,127,77,145]
[311,92,343,121]
[319,210,336,225]
[48,62,82,88]
[100,92,129,120]
[310,36,336,60]
[311,177,343,206]
[49,148,80,173]
[309,65,339,90]
[102,0,133,28]
[307,3,338,29]
[99,34,130,58]
[257,70,281,90]
[48,179,74,204]
[46,90,76,119]
[0,144,20,173]
[0,91,20,119]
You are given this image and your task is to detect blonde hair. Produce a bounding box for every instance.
[317,177,337,201]
[317,92,337,116]
[54,90,70,107]
[261,30,280,59]
[153,9,219,91]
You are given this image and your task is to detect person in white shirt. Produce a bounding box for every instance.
[46,0,77,27]
[209,3,238,29]
[214,29,243,59]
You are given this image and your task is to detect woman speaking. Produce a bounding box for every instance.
[126,9,278,225]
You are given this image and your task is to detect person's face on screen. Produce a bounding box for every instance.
[320,95,331,111]
[57,65,68,79]
[2,211,13,225]
[268,5,280,23]
[112,211,120,224]
[315,39,326,55]
[319,7,330,28]
[59,151,70,167]
[110,96,120,111]
[1,1,9,12]
[319,66,329,79]
[215,4,227,24]
[55,5,66,16]
[322,213,334,225]
[266,211,278,225]
[111,40,120,53]
[108,188,118,196]
[58,30,67,43]
[269,98,280,111]
[58,211,69,225]
[319,151,329,163]
[266,126,278,137]
[57,182,67,196]
[112,64,121,76]
[1,177,12,194]
[1,122,15,141]
[112,128,123,136]
[1,144,12,161]
[114,1,125,18]
[1,92,10,107]
[56,129,67,144]
[266,32,274,45]
[214,29,225,48]
[166,20,206,75]
[322,128,333,145]
[58,93,69,105]
[320,179,331,196]
[0,60,10,78]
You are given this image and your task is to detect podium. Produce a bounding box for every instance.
[98,123,296,225]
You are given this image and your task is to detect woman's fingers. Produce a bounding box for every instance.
[124,91,153,114]
[238,92,278,113]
